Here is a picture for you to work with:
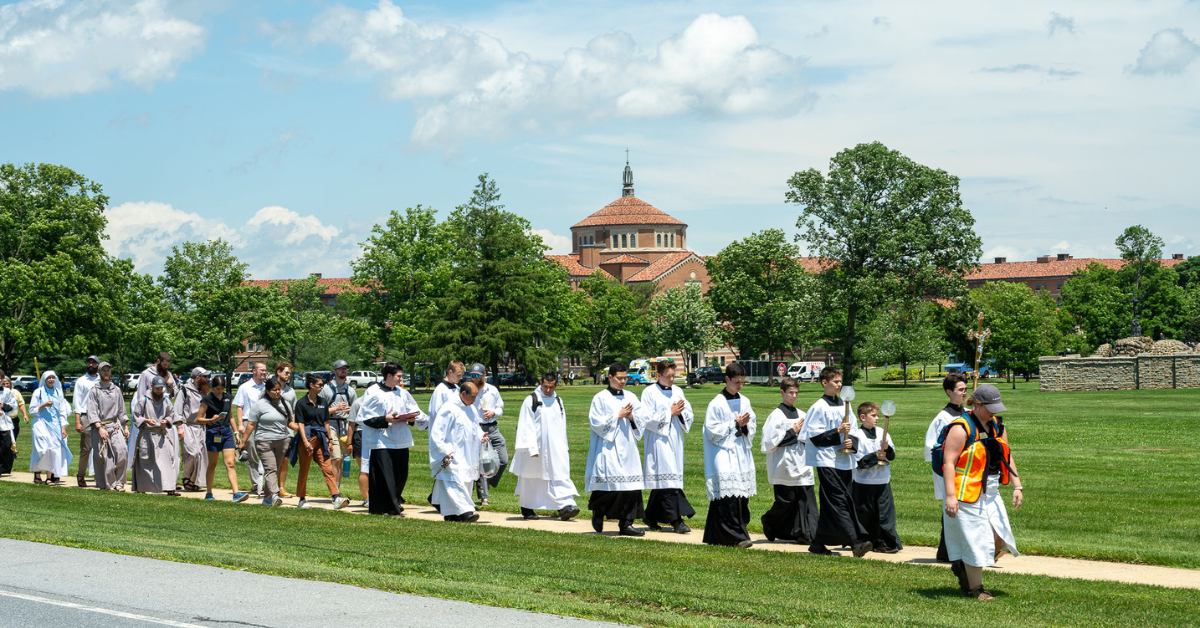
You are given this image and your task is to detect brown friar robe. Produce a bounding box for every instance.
[85,381,129,490]
[132,394,182,493]
[175,381,208,488]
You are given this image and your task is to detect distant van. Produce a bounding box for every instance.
[627,357,676,385]
[786,361,825,382]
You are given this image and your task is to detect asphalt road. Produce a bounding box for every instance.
[0,538,626,628]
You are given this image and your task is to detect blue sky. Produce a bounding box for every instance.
[2,0,1199,278]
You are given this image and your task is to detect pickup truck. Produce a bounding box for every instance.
[347,371,380,388]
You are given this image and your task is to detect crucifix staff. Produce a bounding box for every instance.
[967,312,991,391]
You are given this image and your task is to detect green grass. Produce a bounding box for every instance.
[0,482,1196,628]
[13,381,1200,567]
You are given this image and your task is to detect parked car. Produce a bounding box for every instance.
[686,365,726,386]
[122,373,141,392]
[292,372,307,389]
[231,372,253,387]
[347,370,380,388]
[10,375,37,393]
[499,373,533,386]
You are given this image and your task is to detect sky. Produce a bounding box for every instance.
[2,0,1198,279]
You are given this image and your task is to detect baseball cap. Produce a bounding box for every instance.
[468,363,487,377]
[333,360,349,370]
[972,384,1007,413]
[86,355,100,363]
[191,367,211,378]
[151,376,166,387]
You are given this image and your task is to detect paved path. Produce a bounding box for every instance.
[4,471,1198,590]
[0,538,624,628]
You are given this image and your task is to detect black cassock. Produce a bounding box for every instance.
[761,484,818,543]
[703,496,751,546]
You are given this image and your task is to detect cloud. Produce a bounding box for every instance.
[104,202,362,279]
[230,127,306,174]
[872,17,890,29]
[259,69,299,93]
[1047,13,1075,37]
[528,228,571,254]
[1132,28,1200,75]
[308,1,805,150]
[0,0,206,97]
[979,63,1079,78]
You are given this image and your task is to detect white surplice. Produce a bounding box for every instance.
[584,388,645,492]
[801,396,858,471]
[702,391,757,500]
[760,404,813,487]
[512,389,578,510]
[429,403,485,516]
[638,383,693,490]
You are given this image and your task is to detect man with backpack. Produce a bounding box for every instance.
[511,372,580,521]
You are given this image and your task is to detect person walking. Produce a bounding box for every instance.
[29,371,72,485]
[243,378,293,506]
[466,363,506,506]
[84,362,130,491]
[71,355,101,487]
[198,376,248,502]
[233,362,268,495]
[0,371,21,476]
[175,367,211,492]
[131,377,184,495]
[318,360,357,494]
[292,373,350,510]
[273,362,298,498]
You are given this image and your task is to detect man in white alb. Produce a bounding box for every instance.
[585,362,646,536]
[512,372,579,521]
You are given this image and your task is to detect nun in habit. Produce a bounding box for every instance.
[84,362,130,491]
[429,381,487,522]
[132,377,184,495]
[29,371,72,485]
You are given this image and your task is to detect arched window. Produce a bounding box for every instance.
[630,234,637,247]
[656,233,662,247]
[670,233,675,247]
[621,234,627,248]
[613,235,619,248]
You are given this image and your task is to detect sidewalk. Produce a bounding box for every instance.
[3,471,1197,590]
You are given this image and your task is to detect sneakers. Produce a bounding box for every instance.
[361,500,370,508]
[264,495,283,507]
[737,540,754,549]
[232,492,250,503]
[332,496,350,510]
[480,498,489,507]
[297,500,312,509]
[558,506,580,521]
[278,490,292,498]
[851,541,874,558]
[966,586,995,601]
[204,493,215,501]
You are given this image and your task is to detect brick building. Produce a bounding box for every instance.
[966,253,1188,301]
[231,275,366,372]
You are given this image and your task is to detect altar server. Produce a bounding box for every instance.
[175,367,210,492]
[358,362,426,516]
[511,372,580,520]
[702,362,757,548]
[585,362,646,536]
[851,401,901,553]
[760,377,817,544]
[927,374,969,562]
[29,371,72,485]
[430,380,488,522]
[425,360,465,428]
[638,360,694,534]
[132,377,184,494]
[84,363,129,491]
[801,366,871,557]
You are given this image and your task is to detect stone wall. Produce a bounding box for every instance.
[1039,354,1200,391]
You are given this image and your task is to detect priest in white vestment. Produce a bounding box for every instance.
[584,362,646,536]
[512,372,580,520]
[638,360,694,534]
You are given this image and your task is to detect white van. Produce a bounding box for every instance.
[786,362,825,382]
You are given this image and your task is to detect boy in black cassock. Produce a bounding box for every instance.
[851,401,901,553]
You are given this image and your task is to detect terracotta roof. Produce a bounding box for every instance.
[966,258,1184,282]
[242,277,368,295]
[546,255,615,279]
[628,252,704,282]
[571,196,686,228]
[601,254,650,265]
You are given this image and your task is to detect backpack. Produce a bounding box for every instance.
[529,391,563,413]
[931,417,978,477]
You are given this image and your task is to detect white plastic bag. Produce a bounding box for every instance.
[479,439,499,479]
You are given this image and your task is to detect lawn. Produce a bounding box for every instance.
[0,482,1196,628]
[10,380,1200,568]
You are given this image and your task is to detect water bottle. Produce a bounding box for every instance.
[342,454,352,478]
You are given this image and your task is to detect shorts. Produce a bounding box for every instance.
[352,430,363,459]
[206,425,235,452]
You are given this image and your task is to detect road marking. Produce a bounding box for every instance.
[0,589,209,627]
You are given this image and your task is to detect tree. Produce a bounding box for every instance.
[104,263,184,376]
[860,300,945,387]
[568,273,647,383]
[648,283,719,373]
[1060,260,1186,346]
[423,174,570,378]
[253,275,347,370]
[705,229,824,371]
[160,240,261,376]
[1116,225,1165,337]
[786,142,981,382]
[947,282,1062,388]
[0,163,130,374]
[348,205,452,364]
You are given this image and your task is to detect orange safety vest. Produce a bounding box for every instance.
[949,413,1011,504]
